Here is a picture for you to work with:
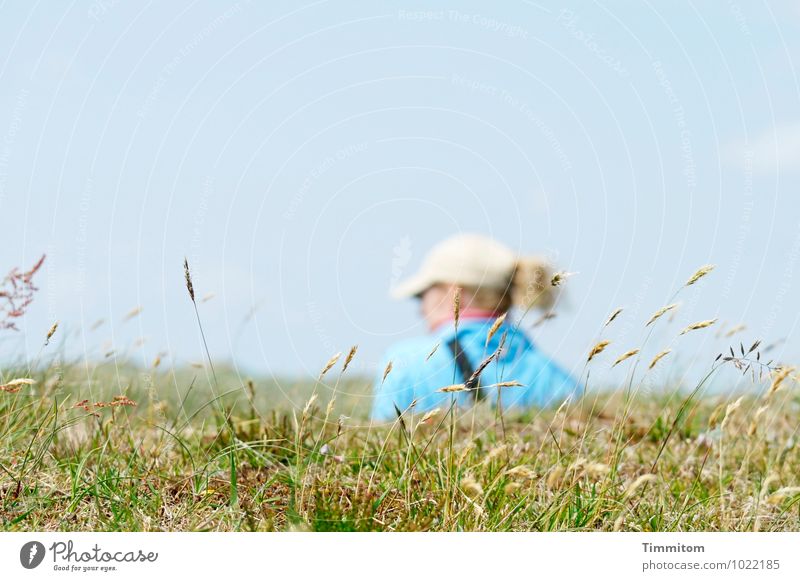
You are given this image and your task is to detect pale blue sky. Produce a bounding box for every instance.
[1,1,799,390]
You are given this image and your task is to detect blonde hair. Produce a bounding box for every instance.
[462,256,556,313]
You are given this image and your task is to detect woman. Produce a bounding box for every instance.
[372,233,578,421]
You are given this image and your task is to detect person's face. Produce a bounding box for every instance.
[418,284,452,330]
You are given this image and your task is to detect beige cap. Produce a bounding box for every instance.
[390,233,517,299]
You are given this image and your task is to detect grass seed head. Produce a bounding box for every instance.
[721,396,744,430]
[342,345,358,373]
[748,405,770,436]
[584,462,611,478]
[183,258,195,302]
[760,474,781,497]
[767,487,800,506]
[766,366,794,398]
[612,348,640,367]
[486,313,507,345]
[381,361,393,384]
[453,286,462,326]
[550,271,577,287]
[486,381,525,389]
[45,321,59,345]
[624,474,658,498]
[439,384,467,393]
[461,475,483,498]
[302,393,318,419]
[588,340,611,362]
[646,303,678,327]
[123,306,142,321]
[506,465,536,480]
[319,352,341,378]
[0,378,36,393]
[419,407,441,424]
[725,324,746,337]
[483,444,508,464]
[685,264,715,286]
[603,307,623,328]
[679,319,717,335]
[546,466,565,488]
[648,348,672,370]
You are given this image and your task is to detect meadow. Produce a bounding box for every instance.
[0,259,798,532]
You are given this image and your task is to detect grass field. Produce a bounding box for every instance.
[1,261,799,532]
[0,356,798,532]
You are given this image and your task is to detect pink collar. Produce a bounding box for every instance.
[429,309,503,332]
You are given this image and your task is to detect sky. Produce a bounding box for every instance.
[1,0,799,390]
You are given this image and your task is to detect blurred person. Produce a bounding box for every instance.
[372,233,578,421]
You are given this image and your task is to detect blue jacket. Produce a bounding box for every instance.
[371,317,579,421]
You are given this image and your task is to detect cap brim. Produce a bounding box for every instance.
[390,273,433,299]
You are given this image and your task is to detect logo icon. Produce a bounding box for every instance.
[20,541,46,569]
